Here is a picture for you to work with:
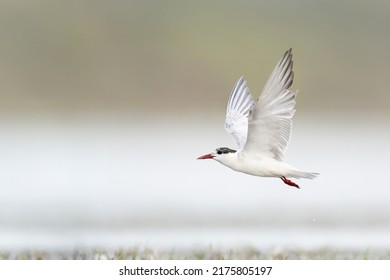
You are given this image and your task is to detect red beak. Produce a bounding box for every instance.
[197,153,215,160]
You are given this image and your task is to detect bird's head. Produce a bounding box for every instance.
[197,147,237,161]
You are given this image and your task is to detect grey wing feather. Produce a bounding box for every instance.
[224,76,255,150]
[243,48,297,160]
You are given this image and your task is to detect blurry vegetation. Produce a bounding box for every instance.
[1,247,389,260]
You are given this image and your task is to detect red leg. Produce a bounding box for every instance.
[281,176,300,189]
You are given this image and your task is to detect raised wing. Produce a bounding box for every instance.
[224,76,254,150]
[242,48,297,160]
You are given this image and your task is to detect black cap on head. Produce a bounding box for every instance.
[216,147,237,155]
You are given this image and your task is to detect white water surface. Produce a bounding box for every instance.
[0,114,389,252]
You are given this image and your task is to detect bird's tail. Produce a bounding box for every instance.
[289,170,319,179]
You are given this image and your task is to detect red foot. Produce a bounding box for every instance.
[281,176,300,189]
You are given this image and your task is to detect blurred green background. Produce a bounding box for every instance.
[1,0,389,117]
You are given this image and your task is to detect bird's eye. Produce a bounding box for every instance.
[217,151,222,155]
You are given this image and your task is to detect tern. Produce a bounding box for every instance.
[198,49,318,188]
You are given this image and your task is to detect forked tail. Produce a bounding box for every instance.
[289,170,319,179]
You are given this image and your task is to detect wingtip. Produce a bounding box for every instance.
[285,48,293,59]
[237,75,245,85]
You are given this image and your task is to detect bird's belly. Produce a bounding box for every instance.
[228,157,287,177]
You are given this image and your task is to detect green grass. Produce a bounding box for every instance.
[1,247,389,260]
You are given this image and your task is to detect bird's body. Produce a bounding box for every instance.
[198,49,318,188]
[214,151,316,179]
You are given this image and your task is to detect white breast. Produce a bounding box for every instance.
[215,152,291,177]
